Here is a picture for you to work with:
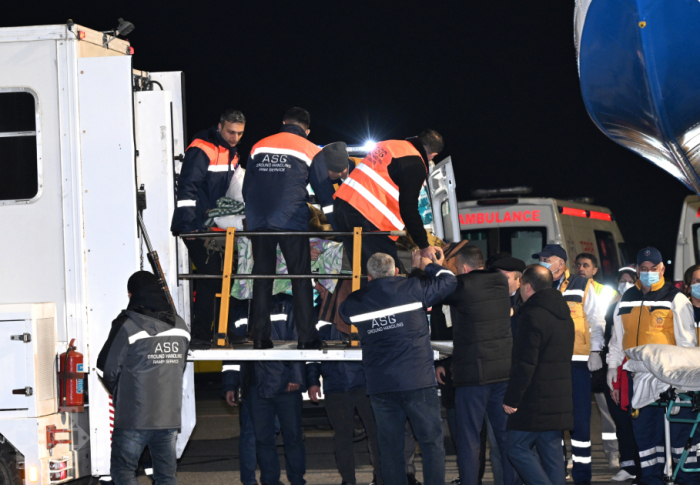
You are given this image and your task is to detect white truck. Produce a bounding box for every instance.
[0,21,459,484]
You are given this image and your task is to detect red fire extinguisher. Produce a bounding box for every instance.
[58,339,85,412]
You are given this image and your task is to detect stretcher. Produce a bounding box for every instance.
[626,344,700,482]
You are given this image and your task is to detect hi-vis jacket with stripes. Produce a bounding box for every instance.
[607,277,696,369]
[97,310,190,430]
[243,124,323,231]
[171,127,240,235]
[557,270,607,360]
[334,139,430,247]
[339,263,457,395]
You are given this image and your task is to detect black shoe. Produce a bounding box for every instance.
[407,473,421,485]
[369,476,381,485]
[229,333,248,345]
[253,339,274,349]
[450,479,461,485]
[341,482,355,485]
[575,482,592,485]
[297,339,328,350]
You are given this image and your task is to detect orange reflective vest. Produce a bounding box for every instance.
[619,278,677,350]
[559,271,593,358]
[188,139,239,172]
[334,140,426,237]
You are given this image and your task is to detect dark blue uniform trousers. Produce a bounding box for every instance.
[570,362,592,483]
[629,375,698,485]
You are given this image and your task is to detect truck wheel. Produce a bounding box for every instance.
[0,445,20,485]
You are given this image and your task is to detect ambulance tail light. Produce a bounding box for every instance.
[589,210,613,221]
[674,280,685,290]
[559,206,615,221]
[77,31,86,40]
[560,207,587,218]
[476,198,518,206]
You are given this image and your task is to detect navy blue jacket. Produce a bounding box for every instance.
[171,127,239,234]
[315,321,367,394]
[309,157,356,229]
[339,263,458,395]
[243,124,324,231]
[222,295,320,399]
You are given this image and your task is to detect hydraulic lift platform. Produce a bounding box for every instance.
[187,341,454,361]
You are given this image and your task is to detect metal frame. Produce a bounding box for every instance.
[177,228,403,348]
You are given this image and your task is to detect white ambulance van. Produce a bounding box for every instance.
[453,189,628,283]
[673,195,700,287]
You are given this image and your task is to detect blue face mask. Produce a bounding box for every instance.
[539,261,551,270]
[639,271,660,288]
[691,283,700,299]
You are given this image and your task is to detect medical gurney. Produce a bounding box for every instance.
[626,345,700,482]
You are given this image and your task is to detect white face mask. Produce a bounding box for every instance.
[618,281,634,295]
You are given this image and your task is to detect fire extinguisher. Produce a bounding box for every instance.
[58,339,85,412]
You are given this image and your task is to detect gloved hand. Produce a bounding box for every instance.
[607,367,618,390]
[588,352,603,371]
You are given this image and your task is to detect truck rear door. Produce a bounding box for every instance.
[674,195,700,284]
[428,156,460,243]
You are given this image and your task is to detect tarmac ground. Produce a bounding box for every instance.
[124,373,627,485]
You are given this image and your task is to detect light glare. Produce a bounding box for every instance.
[363,140,377,151]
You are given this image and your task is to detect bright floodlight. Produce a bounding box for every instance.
[363,140,377,151]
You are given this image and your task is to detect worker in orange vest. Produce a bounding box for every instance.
[333,130,445,273]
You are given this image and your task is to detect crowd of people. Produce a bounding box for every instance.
[96,107,700,485]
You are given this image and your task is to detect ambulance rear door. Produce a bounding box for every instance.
[456,198,561,264]
[428,156,460,243]
[556,201,624,283]
[674,195,700,284]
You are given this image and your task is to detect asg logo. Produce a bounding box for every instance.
[155,342,179,353]
[371,315,396,328]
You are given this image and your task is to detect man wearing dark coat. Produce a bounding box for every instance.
[503,264,575,485]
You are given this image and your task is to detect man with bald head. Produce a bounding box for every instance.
[504,264,575,485]
[607,247,696,485]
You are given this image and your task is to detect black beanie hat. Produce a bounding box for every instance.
[322,142,349,173]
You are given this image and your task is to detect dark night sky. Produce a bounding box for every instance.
[4,2,694,269]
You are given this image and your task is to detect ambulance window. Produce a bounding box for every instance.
[693,224,700,263]
[461,229,494,259]
[0,91,40,202]
[594,230,620,278]
[500,227,547,264]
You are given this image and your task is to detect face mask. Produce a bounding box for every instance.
[639,271,660,288]
[618,281,633,295]
[692,283,700,299]
[539,261,551,270]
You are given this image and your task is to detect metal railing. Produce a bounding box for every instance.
[177,227,405,347]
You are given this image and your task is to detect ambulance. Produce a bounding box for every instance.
[452,188,628,283]
[673,195,700,287]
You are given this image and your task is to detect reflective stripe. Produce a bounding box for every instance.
[343,178,405,231]
[317,320,331,330]
[251,147,313,166]
[322,205,334,214]
[177,199,196,207]
[96,368,104,377]
[271,314,288,321]
[641,457,665,468]
[619,301,673,309]
[572,455,592,463]
[620,460,635,468]
[144,468,153,476]
[672,445,697,454]
[602,432,617,440]
[222,364,240,372]
[208,165,230,172]
[563,290,585,297]
[349,302,424,323]
[355,163,400,201]
[639,446,665,457]
[673,455,698,463]
[571,439,592,448]
[128,328,191,345]
[234,318,248,328]
[101,478,113,482]
[571,355,590,361]
[436,270,455,278]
